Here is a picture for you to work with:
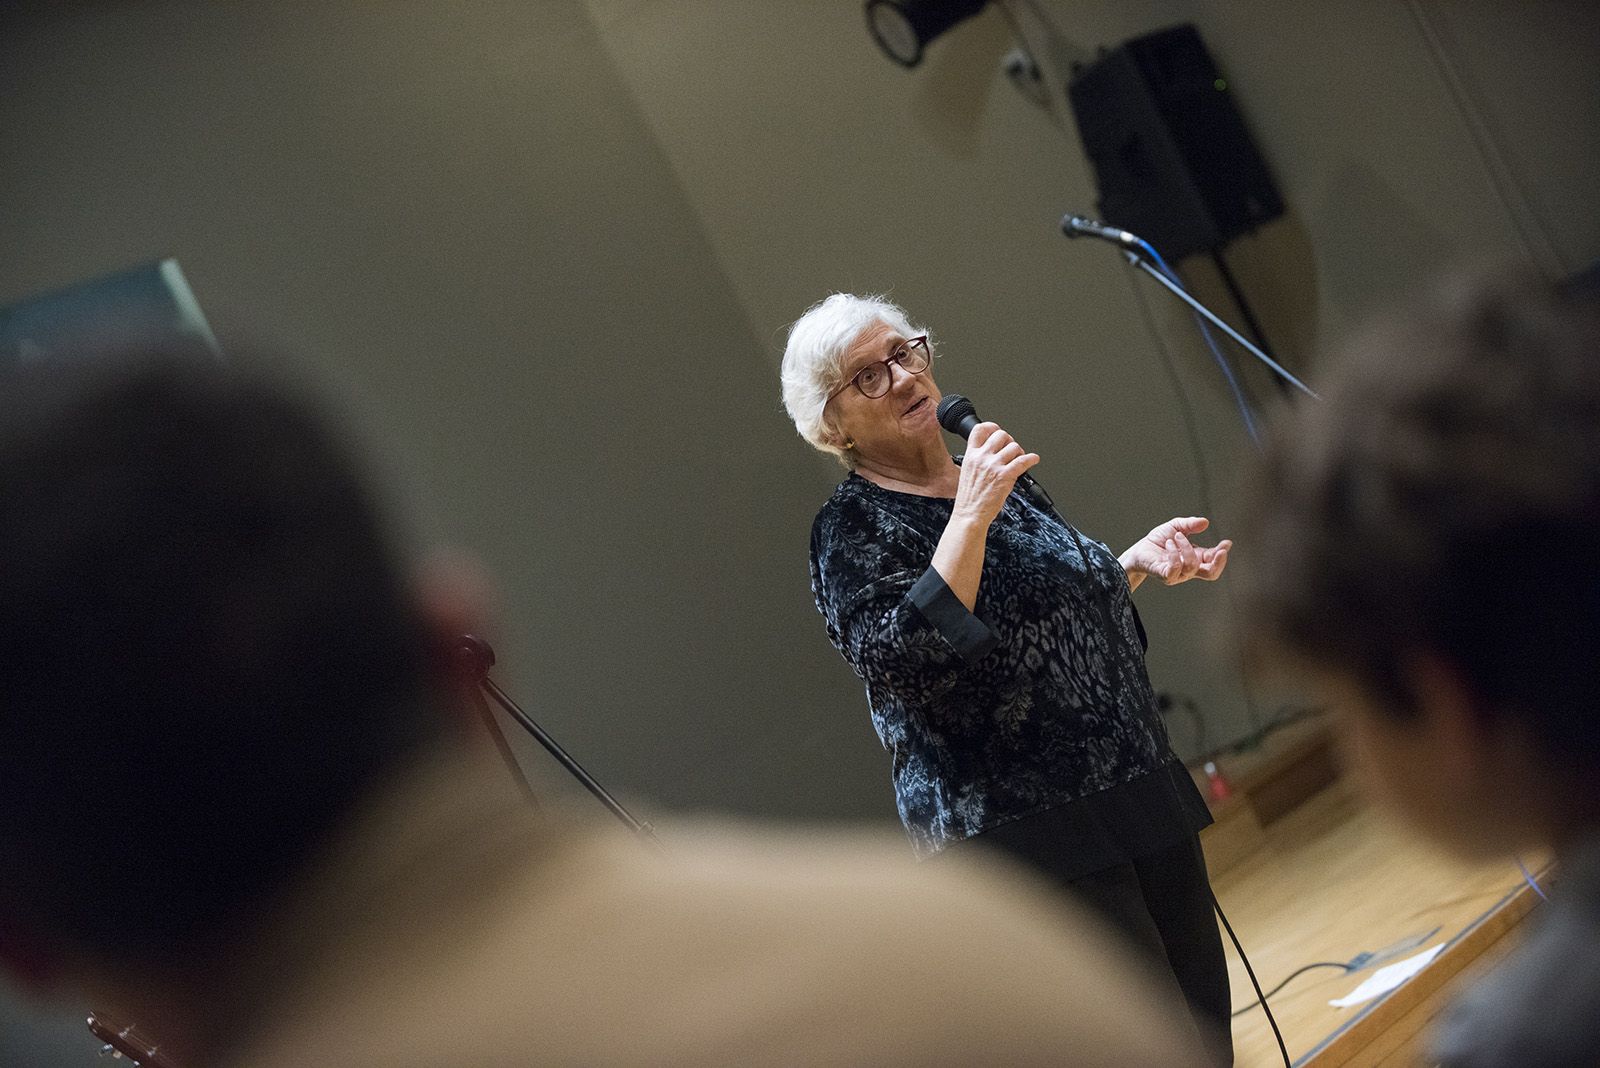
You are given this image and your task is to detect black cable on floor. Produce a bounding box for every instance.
[1212,890,1291,1068]
[1231,961,1349,1017]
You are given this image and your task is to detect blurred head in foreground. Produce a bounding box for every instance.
[1239,268,1600,860]
[0,352,462,986]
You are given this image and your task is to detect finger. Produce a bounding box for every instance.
[967,421,1000,450]
[1173,516,1210,534]
[1004,452,1041,478]
[1163,540,1183,584]
[1173,531,1199,573]
[996,441,1024,463]
[982,429,1015,455]
[1200,545,1230,579]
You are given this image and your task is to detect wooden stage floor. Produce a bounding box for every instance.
[1210,777,1546,1067]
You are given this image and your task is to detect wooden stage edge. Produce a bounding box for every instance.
[1298,879,1544,1068]
[1196,721,1551,1067]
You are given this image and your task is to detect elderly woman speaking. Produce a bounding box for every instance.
[782,293,1236,1065]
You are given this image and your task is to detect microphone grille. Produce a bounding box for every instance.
[936,393,976,434]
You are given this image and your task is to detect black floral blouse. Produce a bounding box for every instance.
[809,472,1209,859]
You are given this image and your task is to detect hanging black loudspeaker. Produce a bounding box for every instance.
[1068,24,1285,261]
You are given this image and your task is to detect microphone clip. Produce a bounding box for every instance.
[1060,213,1143,252]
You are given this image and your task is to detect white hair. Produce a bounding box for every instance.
[780,293,923,468]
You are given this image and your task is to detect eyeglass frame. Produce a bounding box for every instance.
[827,334,931,402]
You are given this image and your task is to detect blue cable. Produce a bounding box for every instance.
[1517,857,1549,901]
[1136,238,1262,446]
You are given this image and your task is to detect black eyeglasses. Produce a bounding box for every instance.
[830,335,930,401]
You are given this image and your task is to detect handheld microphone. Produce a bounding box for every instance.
[935,394,1055,513]
[1060,213,1142,252]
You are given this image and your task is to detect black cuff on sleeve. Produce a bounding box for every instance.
[908,567,999,664]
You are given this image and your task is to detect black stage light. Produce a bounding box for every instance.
[865,0,990,68]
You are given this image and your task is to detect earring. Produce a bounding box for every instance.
[844,439,855,450]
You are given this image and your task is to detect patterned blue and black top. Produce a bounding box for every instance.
[810,472,1210,860]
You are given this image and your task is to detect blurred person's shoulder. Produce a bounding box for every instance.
[232,806,1202,1067]
[507,818,1206,1066]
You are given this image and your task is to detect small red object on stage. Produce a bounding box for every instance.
[1203,760,1233,804]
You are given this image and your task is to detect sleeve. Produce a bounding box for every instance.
[810,497,999,707]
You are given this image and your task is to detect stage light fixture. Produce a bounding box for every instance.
[864,0,990,68]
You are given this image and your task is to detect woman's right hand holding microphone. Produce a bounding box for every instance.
[935,422,1040,611]
[952,422,1041,529]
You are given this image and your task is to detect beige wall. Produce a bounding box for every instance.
[1,0,1596,826]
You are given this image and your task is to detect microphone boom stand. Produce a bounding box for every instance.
[455,634,660,846]
[1122,250,1319,401]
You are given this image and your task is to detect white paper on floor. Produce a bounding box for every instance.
[1329,944,1446,1008]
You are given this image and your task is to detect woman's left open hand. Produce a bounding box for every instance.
[1120,516,1231,587]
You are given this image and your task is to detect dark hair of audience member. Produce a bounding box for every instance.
[1238,270,1600,778]
[0,352,446,971]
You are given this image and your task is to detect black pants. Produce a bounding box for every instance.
[955,824,1234,1067]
